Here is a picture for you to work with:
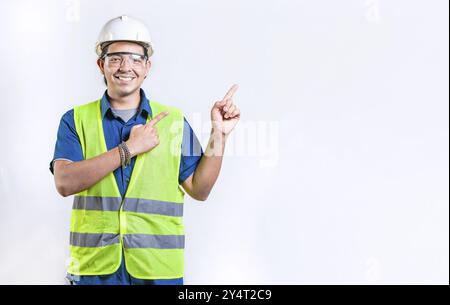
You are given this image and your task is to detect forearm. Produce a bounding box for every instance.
[55,147,122,197]
[190,129,228,200]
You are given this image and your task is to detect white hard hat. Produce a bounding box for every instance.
[95,15,154,57]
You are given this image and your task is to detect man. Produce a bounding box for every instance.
[50,15,240,285]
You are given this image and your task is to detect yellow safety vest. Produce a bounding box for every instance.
[68,98,185,279]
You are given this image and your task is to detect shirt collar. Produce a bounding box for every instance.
[100,88,152,119]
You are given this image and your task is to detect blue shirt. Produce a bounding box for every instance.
[50,89,203,285]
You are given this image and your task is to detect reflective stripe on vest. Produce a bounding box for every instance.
[69,99,185,279]
[70,232,120,247]
[70,232,184,249]
[73,196,183,217]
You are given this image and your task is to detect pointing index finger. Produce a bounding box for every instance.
[147,111,169,127]
[222,84,239,101]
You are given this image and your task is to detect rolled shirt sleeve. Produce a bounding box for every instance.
[179,118,204,184]
[49,109,84,175]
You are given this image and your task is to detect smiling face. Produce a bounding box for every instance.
[97,41,151,98]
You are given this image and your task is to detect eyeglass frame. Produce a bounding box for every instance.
[101,52,149,68]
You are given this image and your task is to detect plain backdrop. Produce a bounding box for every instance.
[0,0,448,284]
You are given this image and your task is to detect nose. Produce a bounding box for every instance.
[118,57,132,71]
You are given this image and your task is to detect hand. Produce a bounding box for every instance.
[125,111,169,157]
[211,84,241,136]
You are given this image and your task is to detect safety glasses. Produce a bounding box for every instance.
[103,52,148,69]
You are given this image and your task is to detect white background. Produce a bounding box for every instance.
[0,0,448,284]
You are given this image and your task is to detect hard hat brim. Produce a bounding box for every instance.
[96,40,154,58]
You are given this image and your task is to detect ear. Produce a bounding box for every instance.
[97,58,105,75]
[144,60,152,78]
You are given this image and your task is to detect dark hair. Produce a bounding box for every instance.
[99,42,149,86]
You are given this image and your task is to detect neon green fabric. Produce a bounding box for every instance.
[68,99,185,279]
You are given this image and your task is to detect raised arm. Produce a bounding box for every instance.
[182,84,240,201]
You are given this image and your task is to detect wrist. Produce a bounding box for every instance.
[124,140,136,158]
[211,128,228,142]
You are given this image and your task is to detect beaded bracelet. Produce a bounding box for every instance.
[118,143,126,168]
[121,141,131,168]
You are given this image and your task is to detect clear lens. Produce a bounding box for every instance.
[104,52,147,68]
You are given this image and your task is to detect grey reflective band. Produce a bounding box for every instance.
[123,234,185,249]
[73,196,122,211]
[70,232,120,247]
[123,198,183,217]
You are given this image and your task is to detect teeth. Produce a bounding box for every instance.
[117,76,134,81]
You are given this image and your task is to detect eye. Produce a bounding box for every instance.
[109,56,121,62]
[131,55,144,63]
